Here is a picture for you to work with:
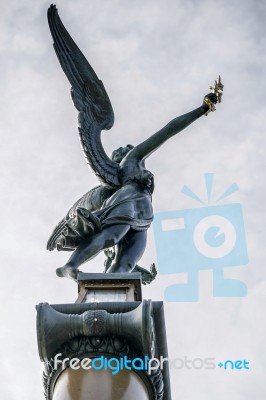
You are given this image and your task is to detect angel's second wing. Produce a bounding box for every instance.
[47,5,120,188]
[47,185,115,251]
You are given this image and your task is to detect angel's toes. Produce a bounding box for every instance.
[56,265,78,281]
[56,266,65,277]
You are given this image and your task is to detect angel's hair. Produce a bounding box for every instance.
[111,144,134,162]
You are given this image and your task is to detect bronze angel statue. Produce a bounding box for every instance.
[46,5,222,281]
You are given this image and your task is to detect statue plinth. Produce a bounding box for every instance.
[76,272,142,303]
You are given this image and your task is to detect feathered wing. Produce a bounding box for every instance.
[47,185,115,251]
[47,4,120,188]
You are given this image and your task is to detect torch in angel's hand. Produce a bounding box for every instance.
[204,75,224,116]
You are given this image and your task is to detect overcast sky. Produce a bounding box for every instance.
[1,0,266,399]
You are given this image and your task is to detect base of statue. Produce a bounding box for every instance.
[36,272,171,399]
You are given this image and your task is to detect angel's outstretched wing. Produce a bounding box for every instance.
[47,5,120,188]
[47,185,115,251]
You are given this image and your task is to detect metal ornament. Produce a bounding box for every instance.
[204,75,224,115]
[37,300,156,362]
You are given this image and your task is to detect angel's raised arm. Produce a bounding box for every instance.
[128,94,216,161]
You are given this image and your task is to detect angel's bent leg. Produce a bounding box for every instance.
[56,224,130,280]
[107,230,147,273]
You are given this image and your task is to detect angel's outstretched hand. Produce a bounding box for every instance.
[203,92,218,115]
[203,92,217,106]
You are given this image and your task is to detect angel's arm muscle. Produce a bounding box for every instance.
[129,105,207,161]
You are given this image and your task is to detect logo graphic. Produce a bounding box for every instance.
[153,173,248,301]
[217,359,250,370]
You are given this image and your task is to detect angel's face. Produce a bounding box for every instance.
[112,145,133,163]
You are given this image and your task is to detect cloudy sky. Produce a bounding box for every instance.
[1,0,265,399]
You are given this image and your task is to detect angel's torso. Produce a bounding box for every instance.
[119,158,154,194]
[100,159,154,222]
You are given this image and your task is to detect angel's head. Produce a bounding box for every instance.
[111,144,134,163]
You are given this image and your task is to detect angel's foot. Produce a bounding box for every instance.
[56,265,78,281]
